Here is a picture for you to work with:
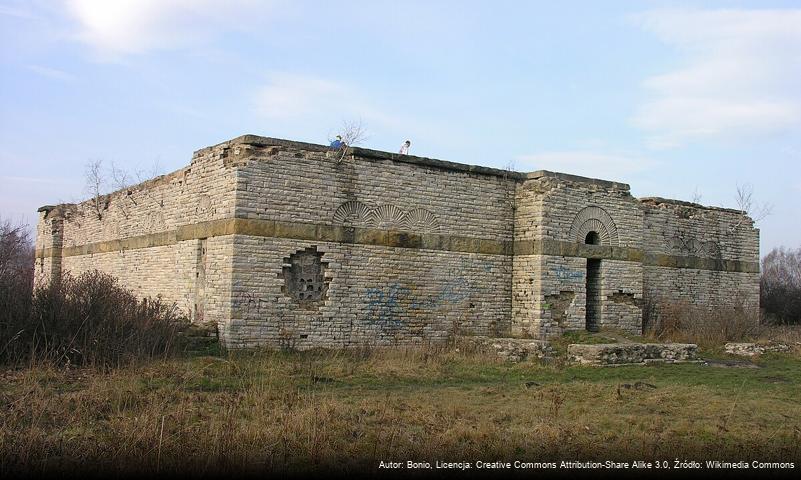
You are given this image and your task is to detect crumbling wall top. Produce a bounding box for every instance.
[639,196,747,216]
[525,170,631,191]
[212,134,528,180]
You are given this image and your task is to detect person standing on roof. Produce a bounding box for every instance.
[399,140,411,155]
[330,135,344,149]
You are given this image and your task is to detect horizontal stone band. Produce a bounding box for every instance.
[36,217,759,273]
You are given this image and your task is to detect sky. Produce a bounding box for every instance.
[0,0,799,255]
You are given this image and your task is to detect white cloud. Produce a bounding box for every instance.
[62,0,273,57]
[516,151,659,181]
[631,9,801,148]
[253,73,402,129]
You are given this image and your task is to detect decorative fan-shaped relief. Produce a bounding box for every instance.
[668,233,721,257]
[333,201,372,226]
[568,206,618,246]
[402,208,440,233]
[332,201,441,233]
[369,204,406,229]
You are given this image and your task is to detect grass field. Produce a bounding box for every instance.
[2,340,800,476]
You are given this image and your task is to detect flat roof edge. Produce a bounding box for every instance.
[526,170,630,190]
[223,135,527,179]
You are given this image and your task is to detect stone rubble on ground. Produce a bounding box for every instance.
[723,342,792,356]
[567,343,699,366]
[456,336,554,362]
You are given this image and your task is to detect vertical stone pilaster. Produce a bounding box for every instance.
[34,206,67,288]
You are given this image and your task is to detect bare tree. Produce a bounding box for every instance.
[110,161,131,191]
[88,159,165,219]
[0,217,34,282]
[690,186,702,204]
[85,159,108,220]
[730,183,772,231]
[761,246,801,324]
[332,119,368,164]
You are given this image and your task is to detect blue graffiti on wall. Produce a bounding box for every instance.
[365,283,410,329]
[365,276,472,331]
[551,265,584,280]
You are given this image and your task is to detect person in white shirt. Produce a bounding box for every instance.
[399,140,411,155]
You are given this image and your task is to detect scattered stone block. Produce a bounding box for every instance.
[567,343,698,366]
[724,342,791,356]
[457,336,553,362]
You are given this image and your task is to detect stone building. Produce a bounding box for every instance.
[34,135,760,348]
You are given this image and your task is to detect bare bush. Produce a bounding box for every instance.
[85,159,108,220]
[729,183,772,232]
[644,299,760,347]
[0,219,35,352]
[1,270,186,368]
[0,217,34,282]
[760,246,801,324]
[85,159,164,219]
[331,119,368,163]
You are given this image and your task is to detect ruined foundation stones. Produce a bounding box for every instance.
[456,336,553,362]
[724,342,794,357]
[568,343,699,366]
[34,135,760,350]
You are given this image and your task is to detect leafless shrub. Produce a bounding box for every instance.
[85,159,108,220]
[0,270,186,368]
[761,246,801,324]
[729,183,772,232]
[0,217,34,282]
[0,217,35,360]
[644,298,760,347]
[86,159,164,219]
[332,119,368,163]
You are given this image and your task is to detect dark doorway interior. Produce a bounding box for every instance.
[586,259,601,331]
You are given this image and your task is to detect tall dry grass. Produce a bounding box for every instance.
[2,347,799,476]
[643,299,761,348]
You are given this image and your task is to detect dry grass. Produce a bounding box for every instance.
[644,300,765,348]
[1,345,800,475]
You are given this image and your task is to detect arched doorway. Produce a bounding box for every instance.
[585,231,601,331]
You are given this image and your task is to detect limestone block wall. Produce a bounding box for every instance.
[34,207,64,285]
[528,172,642,247]
[639,198,760,319]
[512,172,644,337]
[223,137,518,347]
[599,259,644,333]
[640,198,759,261]
[56,237,234,324]
[227,236,510,349]
[58,145,237,248]
[231,137,517,240]
[34,142,239,330]
[33,134,761,348]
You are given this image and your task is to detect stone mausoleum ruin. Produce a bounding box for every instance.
[35,135,760,349]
